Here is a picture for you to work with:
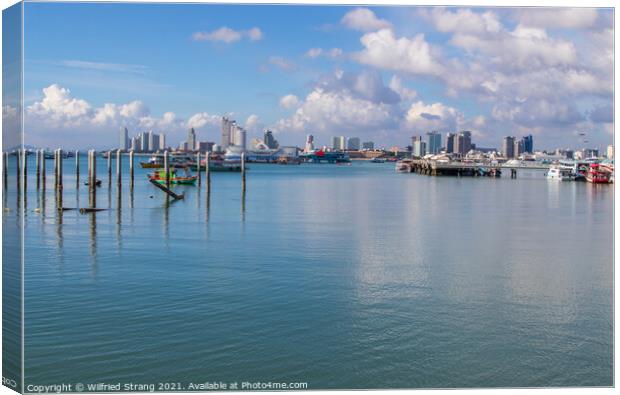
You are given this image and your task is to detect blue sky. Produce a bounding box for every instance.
[17,3,614,150]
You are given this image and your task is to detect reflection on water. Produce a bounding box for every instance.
[19,158,613,388]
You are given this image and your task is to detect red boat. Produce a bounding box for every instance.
[585,163,611,184]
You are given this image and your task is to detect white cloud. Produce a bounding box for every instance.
[422,7,502,35]
[355,29,443,76]
[388,76,417,101]
[279,94,300,109]
[515,8,599,29]
[405,101,464,133]
[186,112,220,129]
[341,8,392,32]
[60,60,148,74]
[305,48,323,58]
[305,47,343,59]
[192,26,263,43]
[268,56,296,71]
[27,84,92,126]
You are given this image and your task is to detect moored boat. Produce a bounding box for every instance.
[148,169,197,185]
[585,163,611,184]
[395,159,413,173]
[546,165,574,181]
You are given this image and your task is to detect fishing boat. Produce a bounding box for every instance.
[585,163,611,184]
[546,165,574,181]
[140,156,164,168]
[395,159,413,173]
[370,157,386,163]
[148,169,197,185]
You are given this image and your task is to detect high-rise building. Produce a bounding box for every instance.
[454,131,472,156]
[305,135,315,152]
[502,136,515,158]
[513,139,524,158]
[234,126,247,151]
[413,140,426,157]
[130,136,140,152]
[347,137,360,151]
[139,132,148,152]
[264,130,278,149]
[148,131,160,152]
[362,141,374,150]
[445,133,455,153]
[411,135,422,147]
[187,128,197,151]
[426,131,441,154]
[197,141,214,152]
[221,117,236,149]
[607,145,614,159]
[159,134,166,151]
[332,136,345,150]
[119,127,129,151]
[522,135,533,153]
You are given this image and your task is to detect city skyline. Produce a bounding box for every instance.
[13,4,614,151]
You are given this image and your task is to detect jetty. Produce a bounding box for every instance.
[400,158,550,177]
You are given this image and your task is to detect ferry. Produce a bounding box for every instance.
[148,169,197,185]
[200,148,243,172]
[546,165,574,181]
[585,163,611,184]
[299,150,350,163]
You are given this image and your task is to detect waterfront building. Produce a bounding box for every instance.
[187,128,197,151]
[514,139,524,158]
[179,141,188,151]
[347,137,360,151]
[362,141,374,150]
[148,131,160,152]
[264,130,279,149]
[413,140,426,157]
[130,136,140,152]
[426,131,441,154]
[197,141,214,152]
[332,136,345,151]
[454,131,472,156]
[139,132,148,152]
[234,126,247,151]
[159,134,166,151]
[502,136,515,158]
[221,117,235,149]
[119,127,129,151]
[607,145,614,159]
[445,133,455,153]
[522,135,534,153]
[305,135,315,152]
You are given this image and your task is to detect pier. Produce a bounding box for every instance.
[403,159,550,177]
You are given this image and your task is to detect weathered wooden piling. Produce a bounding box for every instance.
[196,152,201,186]
[53,149,58,189]
[107,151,112,187]
[57,149,63,191]
[4,152,8,189]
[16,149,21,189]
[241,152,246,191]
[41,150,46,186]
[36,149,41,189]
[116,149,122,187]
[205,152,211,192]
[164,150,170,189]
[75,150,80,187]
[129,150,134,188]
[23,149,27,191]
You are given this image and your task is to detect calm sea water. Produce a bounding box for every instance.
[3,155,614,389]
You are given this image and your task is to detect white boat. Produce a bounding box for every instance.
[546,165,574,181]
[395,159,412,173]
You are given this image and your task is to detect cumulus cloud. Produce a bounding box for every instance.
[515,8,599,29]
[244,114,263,132]
[421,7,502,35]
[355,29,444,76]
[305,47,343,59]
[268,56,296,71]
[279,94,300,109]
[192,26,263,43]
[341,8,392,31]
[405,101,464,133]
[186,112,220,129]
[28,84,93,126]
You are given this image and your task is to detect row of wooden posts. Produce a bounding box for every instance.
[3,149,247,206]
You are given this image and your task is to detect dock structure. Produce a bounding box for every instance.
[404,159,549,177]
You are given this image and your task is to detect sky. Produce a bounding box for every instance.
[9,3,615,150]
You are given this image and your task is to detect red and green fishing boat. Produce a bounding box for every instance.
[147,169,197,185]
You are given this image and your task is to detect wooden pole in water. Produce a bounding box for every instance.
[57,149,63,191]
[196,152,201,186]
[53,149,58,190]
[116,149,122,187]
[41,150,46,187]
[205,152,211,192]
[3,152,7,189]
[241,152,246,190]
[129,150,134,188]
[164,150,170,189]
[36,148,41,189]
[75,150,80,188]
[16,149,21,190]
[23,148,27,191]
[107,151,112,187]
